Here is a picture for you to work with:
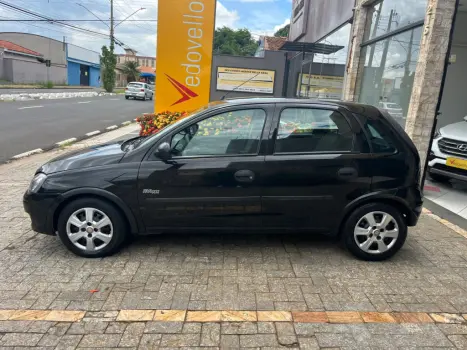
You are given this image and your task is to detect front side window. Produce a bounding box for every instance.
[275,108,354,153]
[170,109,266,157]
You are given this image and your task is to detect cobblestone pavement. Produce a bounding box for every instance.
[0,126,467,349]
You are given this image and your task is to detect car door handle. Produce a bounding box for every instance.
[234,170,255,183]
[338,167,358,179]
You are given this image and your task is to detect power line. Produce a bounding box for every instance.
[0,19,157,22]
[0,0,126,46]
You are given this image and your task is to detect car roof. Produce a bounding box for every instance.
[218,97,379,115]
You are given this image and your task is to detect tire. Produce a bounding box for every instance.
[341,203,407,261]
[142,95,146,101]
[57,198,128,258]
[150,94,153,101]
[429,172,450,183]
[125,96,129,100]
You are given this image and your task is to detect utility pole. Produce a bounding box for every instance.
[376,9,394,104]
[368,6,382,68]
[110,0,114,51]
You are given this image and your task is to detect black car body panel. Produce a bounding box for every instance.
[24,98,423,238]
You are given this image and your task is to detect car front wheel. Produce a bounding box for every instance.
[342,203,407,261]
[57,198,127,258]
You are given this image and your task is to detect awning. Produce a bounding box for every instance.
[140,72,155,78]
[279,41,344,55]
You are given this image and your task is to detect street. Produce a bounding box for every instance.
[0,95,150,162]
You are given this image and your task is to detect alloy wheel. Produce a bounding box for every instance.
[66,207,113,252]
[354,211,399,255]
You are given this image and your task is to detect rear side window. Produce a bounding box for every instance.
[275,108,354,153]
[364,119,398,153]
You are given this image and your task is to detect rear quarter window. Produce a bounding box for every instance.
[363,118,398,154]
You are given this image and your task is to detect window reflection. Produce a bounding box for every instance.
[359,27,422,128]
[365,0,427,41]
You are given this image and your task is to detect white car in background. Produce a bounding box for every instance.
[378,102,405,125]
[125,82,153,101]
[428,116,467,182]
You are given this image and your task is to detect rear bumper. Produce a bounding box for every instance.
[125,92,146,98]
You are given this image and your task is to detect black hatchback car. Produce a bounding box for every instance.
[24,98,423,261]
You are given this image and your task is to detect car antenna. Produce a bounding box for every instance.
[220,73,261,100]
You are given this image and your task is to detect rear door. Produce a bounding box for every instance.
[262,103,371,232]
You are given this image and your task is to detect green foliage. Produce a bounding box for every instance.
[121,61,140,83]
[274,24,290,37]
[39,81,54,88]
[214,27,258,57]
[101,44,117,93]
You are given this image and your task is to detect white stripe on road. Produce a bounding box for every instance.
[56,138,77,146]
[12,148,43,159]
[109,98,120,101]
[77,101,92,104]
[85,130,101,137]
[106,125,118,130]
[18,106,44,110]
[121,121,132,126]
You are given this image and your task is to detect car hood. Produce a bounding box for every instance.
[38,141,125,174]
[440,121,467,142]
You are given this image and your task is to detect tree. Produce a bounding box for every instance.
[214,27,258,57]
[121,61,140,83]
[274,24,290,37]
[101,45,116,92]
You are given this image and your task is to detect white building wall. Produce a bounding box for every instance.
[67,44,100,65]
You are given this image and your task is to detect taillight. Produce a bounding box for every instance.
[125,88,128,90]
[141,89,145,92]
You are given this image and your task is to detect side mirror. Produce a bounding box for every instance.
[156,142,172,162]
[464,116,467,122]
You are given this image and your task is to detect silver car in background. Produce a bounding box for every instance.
[125,82,154,101]
[428,116,467,182]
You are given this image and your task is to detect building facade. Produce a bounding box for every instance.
[67,44,101,87]
[116,48,156,87]
[0,33,101,86]
[0,33,67,84]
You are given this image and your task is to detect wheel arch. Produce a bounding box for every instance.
[50,188,140,236]
[336,194,413,238]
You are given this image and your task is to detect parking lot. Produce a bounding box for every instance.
[0,126,467,349]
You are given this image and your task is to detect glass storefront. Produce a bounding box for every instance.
[358,0,427,128]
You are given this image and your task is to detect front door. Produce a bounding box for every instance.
[80,65,90,86]
[138,106,273,230]
[262,104,371,231]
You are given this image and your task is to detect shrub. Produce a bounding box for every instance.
[39,81,54,88]
[136,111,189,137]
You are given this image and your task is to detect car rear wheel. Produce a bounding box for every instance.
[57,198,127,258]
[125,96,129,100]
[142,95,146,101]
[342,203,407,261]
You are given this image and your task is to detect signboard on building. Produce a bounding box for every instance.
[290,0,354,43]
[216,67,275,94]
[289,0,310,42]
[297,73,343,99]
[155,0,216,113]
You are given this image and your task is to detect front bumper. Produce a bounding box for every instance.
[428,138,467,181]
[23,191,58,235]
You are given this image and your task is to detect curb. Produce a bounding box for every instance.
[6,120,137,163]
[422,207,467,239]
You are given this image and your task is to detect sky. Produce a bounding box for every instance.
[0,0,293,57]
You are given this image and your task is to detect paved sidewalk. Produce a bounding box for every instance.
[0,126,467,349]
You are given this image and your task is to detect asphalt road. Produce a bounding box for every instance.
[0,95,152,162]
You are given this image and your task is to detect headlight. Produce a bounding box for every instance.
[28,173,47,193]
[434,129,441,139]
